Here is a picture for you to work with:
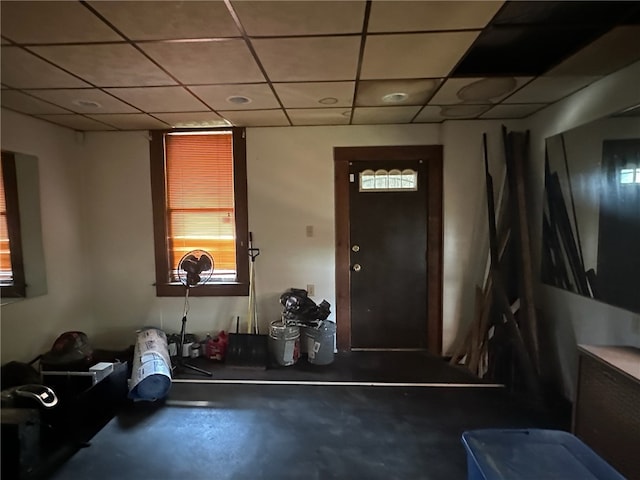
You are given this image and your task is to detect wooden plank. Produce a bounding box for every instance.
[485,132,541,398]
[503,129,540,370]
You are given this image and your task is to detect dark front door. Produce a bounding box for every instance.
[348,159,428,349]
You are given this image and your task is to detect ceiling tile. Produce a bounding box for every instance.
[152,112,231,128]
[1,47,90,89]
[140,40,264,85]
[368,1,504,33]
[414,104,492,121]
[104,86,208,112]
[0,1,123,44]
[361,32,480,79]
[287,108,351,126]
[86,113,169,130]
[30,44,177,87]
[480,104,547,119]
[548,26,640,76]
[232,1,366,36]
[503,75,601,104]
[27,88,139,114]
[36,114,117,131]
[356,79,441,107]
[274,82,355,109]
[217,109,290,127]
[413,106,446,123]
[253,37,361,82]
[88,1,240,40]
[438,104,492,119]
[430,77,532,104]
[190,84,279,111]
[1,90,71,114]
[352,106,420,124]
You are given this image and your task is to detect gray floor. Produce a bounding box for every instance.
[174,350,488,384]
[45,353,564,480]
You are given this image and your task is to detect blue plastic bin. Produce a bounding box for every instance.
[461,429,625,480]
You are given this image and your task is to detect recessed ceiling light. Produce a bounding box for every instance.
[72,99,102,108]
[319,97,338,105]
[226,95,251,105]
[381,92,409,103]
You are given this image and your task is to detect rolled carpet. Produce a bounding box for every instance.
[128,327,172,401]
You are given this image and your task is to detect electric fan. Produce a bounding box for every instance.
[174,250,215,377]
[177,249,214,287]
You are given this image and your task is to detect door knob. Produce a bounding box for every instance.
[352,263,362,272]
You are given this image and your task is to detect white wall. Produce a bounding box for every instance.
[1,109,93,363]
[36,121,508,356]
[526,60,640,400]
[5,61,636,369]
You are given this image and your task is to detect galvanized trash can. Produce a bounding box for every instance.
[305,321,336,365]
[269,320,300,366]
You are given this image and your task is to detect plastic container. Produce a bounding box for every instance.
[269,320,300,366]
[304,321,336,365]
[205,331,228,361]
[461,429,625,480]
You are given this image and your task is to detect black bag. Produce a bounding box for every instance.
[40,331,94,371]
[279,288,331,323]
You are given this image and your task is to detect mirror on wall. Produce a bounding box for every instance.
[541,106,640,314]
[1,150,47,303]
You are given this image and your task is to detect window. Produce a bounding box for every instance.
[359,168,418,191]
[150,128,249,296]
[620,167,640,184]
[1,151,26,297]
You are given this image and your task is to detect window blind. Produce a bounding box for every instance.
[165,132,237,278]
[0,160,11,281]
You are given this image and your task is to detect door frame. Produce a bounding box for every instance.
[334,145,443,355]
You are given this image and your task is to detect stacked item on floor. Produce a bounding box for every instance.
[128,327,171,402]
[270,288,335,366]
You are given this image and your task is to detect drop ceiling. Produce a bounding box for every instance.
[1,1,639,132]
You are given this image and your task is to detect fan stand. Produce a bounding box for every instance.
[172,288,213,377]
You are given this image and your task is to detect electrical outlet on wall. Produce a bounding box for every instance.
[307,284,315,296]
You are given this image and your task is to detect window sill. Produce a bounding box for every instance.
[1,284,26,298]
[155,282,248,297]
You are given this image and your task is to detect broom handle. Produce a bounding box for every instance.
[247,232,254,334]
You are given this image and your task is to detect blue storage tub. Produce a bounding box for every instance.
[461,429,625,480]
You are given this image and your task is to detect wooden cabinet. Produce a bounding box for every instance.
[573,345,640,479]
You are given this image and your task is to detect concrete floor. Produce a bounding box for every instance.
[44,353,565,480]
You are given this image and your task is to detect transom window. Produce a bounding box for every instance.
[150,128,249,297]
[620,167,640,184]
[359,168,418,192]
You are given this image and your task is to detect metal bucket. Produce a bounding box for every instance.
[304,321,336,365]
[269,320,300,366]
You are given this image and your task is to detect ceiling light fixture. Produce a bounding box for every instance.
[72,99,102,108]
[381,92,409,103]
[173,119,232,128]
[226,95,251,105]
[318,97,338,105]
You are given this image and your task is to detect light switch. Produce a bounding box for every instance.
[306,225,314,237]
